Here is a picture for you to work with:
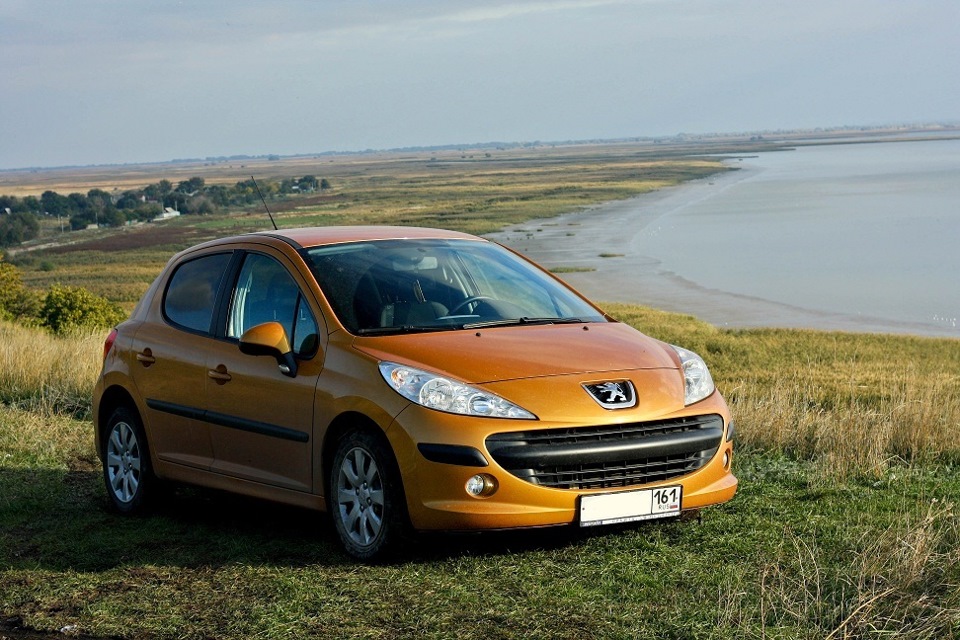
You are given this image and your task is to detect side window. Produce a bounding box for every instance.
[227,254,319,356]
[164,253,232,333]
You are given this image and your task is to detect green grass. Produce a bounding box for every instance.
[2,310,960,638]
[1,405,958,639]
[549,266,597,274]
[3,147,960,638]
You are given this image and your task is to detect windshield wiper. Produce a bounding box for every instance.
[462,317,585,330]
[356,324,459,336]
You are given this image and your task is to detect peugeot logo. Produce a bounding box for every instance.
[583,380,637,409]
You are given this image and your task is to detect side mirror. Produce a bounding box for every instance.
[239,322,298,378]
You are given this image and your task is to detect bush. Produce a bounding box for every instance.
[40,285,127,334]
[0,261,41,321]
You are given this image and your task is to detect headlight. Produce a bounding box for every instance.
[671,345,715,405]
[379,362,536,419]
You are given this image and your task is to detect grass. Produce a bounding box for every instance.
[2,311,960,639]
[550,266,597,274]
[2,143,960,637]
[0,321,103,418]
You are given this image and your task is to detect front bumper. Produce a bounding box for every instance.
[386,397,738,531]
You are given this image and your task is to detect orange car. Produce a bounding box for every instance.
[94,226,736,559]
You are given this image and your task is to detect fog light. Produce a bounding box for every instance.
[723,451,731,470]
[465,474,498,498]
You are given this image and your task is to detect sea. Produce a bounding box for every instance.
[489,137,960,338]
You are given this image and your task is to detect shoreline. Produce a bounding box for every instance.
[487,161,959,339]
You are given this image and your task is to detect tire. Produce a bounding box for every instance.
[102,406,155,514]
[328,429,407,560]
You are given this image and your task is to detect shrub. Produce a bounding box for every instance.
[40,284,127,334]
[0,260,41,321]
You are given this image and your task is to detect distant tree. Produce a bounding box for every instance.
[21,196,40,213]
[176,177,205,194]
[0,195,39,214]
[69,213,95,230]
[102,209,127,227]
[41,191,71,217]
[320,178,331,191]
[67,193,89,214]
[0,211,40,246]
[204,185,231,207]
[134,202,163,221]
[87,188,115,226]
[183,195,215,215]
[298,175,319,191]
[115,191,143,210]
[232,179,259,205]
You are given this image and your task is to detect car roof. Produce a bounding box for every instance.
[248,226,484,249]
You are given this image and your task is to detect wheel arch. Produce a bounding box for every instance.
[95,385,141,458]
[320,411,400,499]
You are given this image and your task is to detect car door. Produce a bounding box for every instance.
[130,251,234,472]
[203,250,323,493]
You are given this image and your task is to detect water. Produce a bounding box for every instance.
[490,138,960,338]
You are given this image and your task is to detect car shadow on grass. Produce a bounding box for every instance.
[1,466,694,572]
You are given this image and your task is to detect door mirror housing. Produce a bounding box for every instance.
[239,322,298,378]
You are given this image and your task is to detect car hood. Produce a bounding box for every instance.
[352,321,678,384]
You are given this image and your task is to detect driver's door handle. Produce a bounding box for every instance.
[208,364,232,384]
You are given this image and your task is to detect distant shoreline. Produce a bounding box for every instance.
[3,124,958,195]
[488,137,960,339]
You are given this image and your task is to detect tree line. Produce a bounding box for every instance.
[0,175,331,247]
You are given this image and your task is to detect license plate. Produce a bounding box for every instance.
[579,485,682,527]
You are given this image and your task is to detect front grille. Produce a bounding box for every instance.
[485,414,724,490]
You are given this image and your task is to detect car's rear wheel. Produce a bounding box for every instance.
[102,406,155,514]
[329,429,406,560]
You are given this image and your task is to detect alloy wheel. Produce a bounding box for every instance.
[106,420,142,504]
[335,446,386,548]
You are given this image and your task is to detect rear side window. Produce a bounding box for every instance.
[163,253,232,333]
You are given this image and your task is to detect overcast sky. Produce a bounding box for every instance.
[2,0,957,169]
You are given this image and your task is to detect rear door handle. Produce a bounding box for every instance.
[136,349,156,366]
[208,364,232,385]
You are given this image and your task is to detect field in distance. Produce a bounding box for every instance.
[6,141,751,309]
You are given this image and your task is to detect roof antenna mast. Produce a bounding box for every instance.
[251,175,279,231]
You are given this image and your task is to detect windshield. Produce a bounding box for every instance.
[303,238,607,335]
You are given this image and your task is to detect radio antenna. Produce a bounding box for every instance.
[250,175,278,231]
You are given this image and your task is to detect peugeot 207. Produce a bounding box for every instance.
[94,226,737,559]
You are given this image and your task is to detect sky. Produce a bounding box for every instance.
[1,0,958,170]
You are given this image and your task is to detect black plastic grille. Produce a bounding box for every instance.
[485,414,724,490]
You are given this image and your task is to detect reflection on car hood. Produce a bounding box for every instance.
[352,322,678,384]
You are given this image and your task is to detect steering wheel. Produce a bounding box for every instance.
[448,296,494,316]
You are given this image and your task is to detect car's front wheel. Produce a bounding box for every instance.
[102,406,155,514]
[329,429,407,560]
